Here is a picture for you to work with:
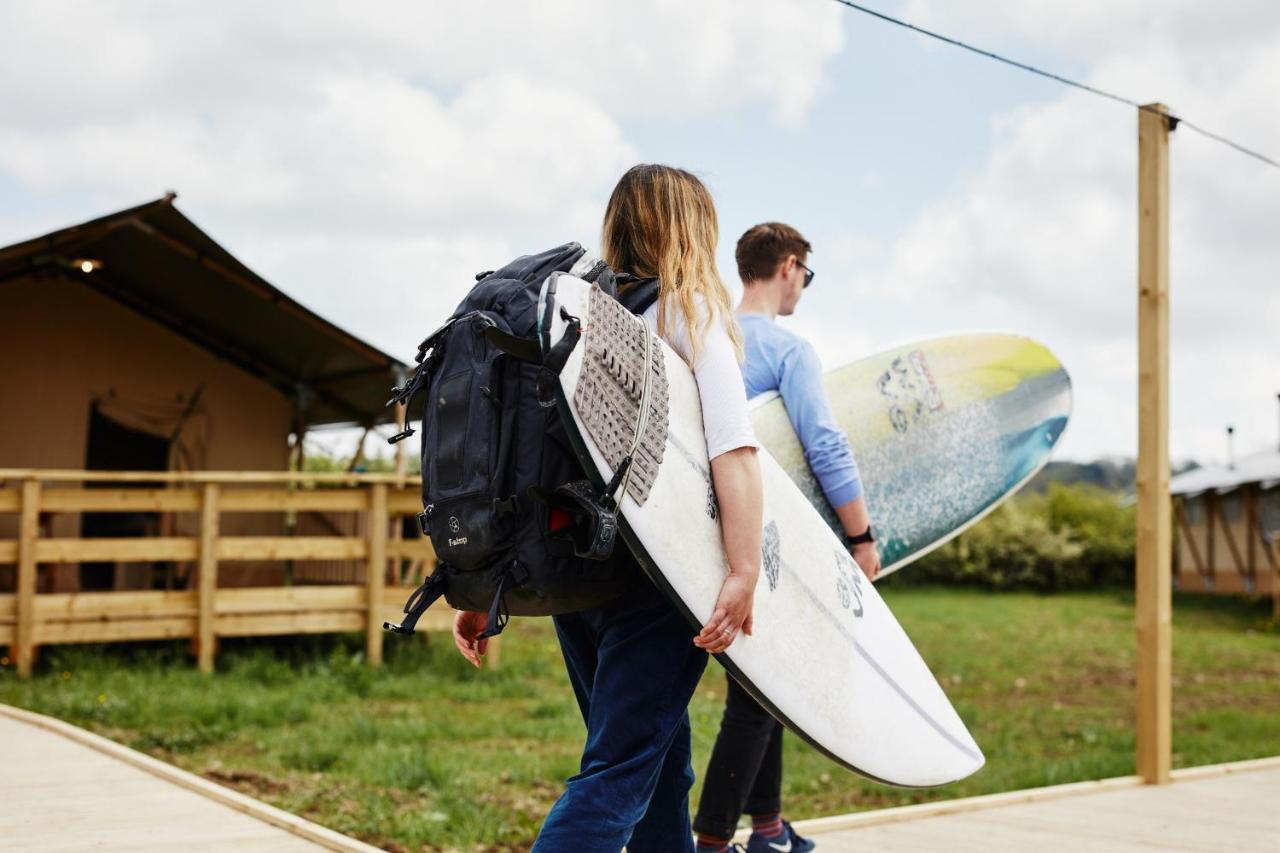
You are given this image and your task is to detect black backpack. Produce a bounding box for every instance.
[384,243,659,639]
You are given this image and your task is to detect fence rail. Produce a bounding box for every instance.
[0,470,449,677]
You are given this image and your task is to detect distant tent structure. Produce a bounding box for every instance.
[1169,450,1280,599]
[0,193,404,451]
[0,194,408,591]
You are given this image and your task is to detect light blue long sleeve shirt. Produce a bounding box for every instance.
[738,314,863,507]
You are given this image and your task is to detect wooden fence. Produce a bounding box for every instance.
[0,469,451,677]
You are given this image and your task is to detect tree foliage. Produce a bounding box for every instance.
[888,484,1136,591]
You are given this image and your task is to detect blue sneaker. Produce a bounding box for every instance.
[746,821,815,853]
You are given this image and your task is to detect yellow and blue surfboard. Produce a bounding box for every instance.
[751,333,1072,574]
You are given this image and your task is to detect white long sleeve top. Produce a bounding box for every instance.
[641,297,760,461]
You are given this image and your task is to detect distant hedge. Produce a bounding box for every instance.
[884,484,1136,591]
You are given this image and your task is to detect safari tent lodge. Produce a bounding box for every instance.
[1170,445,1280,604]
[0,196,435,675]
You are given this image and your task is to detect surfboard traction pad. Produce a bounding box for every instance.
[572,286,669,506]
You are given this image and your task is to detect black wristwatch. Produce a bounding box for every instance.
[844,526,875,547]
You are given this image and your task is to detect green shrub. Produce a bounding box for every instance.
[887,484,1135,591]
[1042,483,1137,586]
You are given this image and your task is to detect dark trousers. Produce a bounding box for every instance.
[692,672,784,839]
[533,577,708,853]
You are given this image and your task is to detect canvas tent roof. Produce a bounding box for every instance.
[0,194,405,428]
[1169,449,1280,497]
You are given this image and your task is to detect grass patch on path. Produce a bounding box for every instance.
[2,587,1277,850]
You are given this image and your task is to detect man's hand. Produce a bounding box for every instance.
[834,497,879,581]
[452,610,490,668]
[694,572,757,654]
[852,541,881,582]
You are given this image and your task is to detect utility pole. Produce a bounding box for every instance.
[1136,103,1173,785]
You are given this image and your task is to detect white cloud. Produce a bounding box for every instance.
[0,0,844,331]
[0,68,635,237]
[790,1,1280,462]
[238,231,515,364]
[0,0,844,127]
[4,1,1274,464]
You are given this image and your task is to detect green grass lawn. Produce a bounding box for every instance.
[2,587,1278,851]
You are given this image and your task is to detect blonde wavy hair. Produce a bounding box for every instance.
[601,164,742,362]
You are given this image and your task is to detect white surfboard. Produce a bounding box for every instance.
[539,274,983,787]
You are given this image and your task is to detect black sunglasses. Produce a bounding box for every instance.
[797,260,815,288]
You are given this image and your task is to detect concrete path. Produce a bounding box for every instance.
[0,705,378,852]
[5,701,1277,852]
[795,761,1280,852]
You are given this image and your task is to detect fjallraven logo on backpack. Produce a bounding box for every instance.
[447,516,468,547]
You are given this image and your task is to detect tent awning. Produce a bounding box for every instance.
[0,194,406,428]
[1169,450,1280,497]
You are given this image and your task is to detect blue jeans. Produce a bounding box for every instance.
[533,577,708,853]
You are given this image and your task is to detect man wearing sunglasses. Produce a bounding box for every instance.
[693,222,880,853]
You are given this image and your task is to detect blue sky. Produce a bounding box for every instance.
[632,18,1073,247]
[2,1,1277,464]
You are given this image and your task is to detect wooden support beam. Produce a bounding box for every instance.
[36,538,199,562]
[1136,102,1173,786]
[36,590,197,620]
[197,483,219,675]
[1274,541,1280,621]
[36,617,195,644]
[217,585,365,615]
[388,490,425,514]
[387,539,436,561]
[1244,487,1258,583]
[366,483,388,667]
[219,489,368,512]
[217,536,366,561]
[15,479,40,677]
[0,594,18,646]
[1173,501,1206,576]
[1205,493,1217,584]
[1211,498,1247,577]
[218,611,365,638]
[38,488,201,513]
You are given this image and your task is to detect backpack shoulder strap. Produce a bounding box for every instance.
[616,276,660,315]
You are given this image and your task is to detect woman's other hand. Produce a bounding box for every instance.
[453,610,490,667]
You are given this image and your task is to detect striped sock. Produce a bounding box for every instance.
[751,811,784,839]
[695,833,732,853]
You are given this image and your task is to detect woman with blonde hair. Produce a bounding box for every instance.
[454,164,763,851]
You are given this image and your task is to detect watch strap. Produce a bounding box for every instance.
[844,526,875,546]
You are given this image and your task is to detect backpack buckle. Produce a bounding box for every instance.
[416,506,433,536]
[492,496,519,518]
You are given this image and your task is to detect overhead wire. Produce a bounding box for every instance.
[828,0,1280,171]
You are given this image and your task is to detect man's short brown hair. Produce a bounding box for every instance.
[735,222,812,283]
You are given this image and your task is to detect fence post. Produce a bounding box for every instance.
[1136,102,1172,786]
[366,482,388,667]
[15,478,40,678]
[1273,541,1279,621]
[197,483,220,674]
